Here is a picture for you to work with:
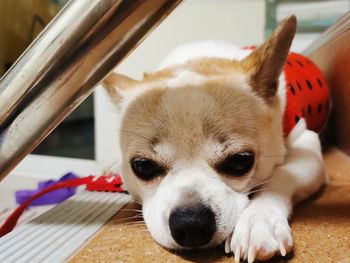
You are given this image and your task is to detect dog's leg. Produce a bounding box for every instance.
[227,122,325,262]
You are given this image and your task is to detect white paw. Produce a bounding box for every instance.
[225,205,293,263]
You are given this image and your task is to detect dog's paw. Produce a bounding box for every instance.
[225,205,293,263]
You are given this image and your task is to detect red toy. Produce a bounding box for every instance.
[0,174,125,237]
[283,53,330,136]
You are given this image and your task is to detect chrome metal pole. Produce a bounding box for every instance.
[0,0,182,180]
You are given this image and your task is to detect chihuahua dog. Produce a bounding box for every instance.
[104,16,328,262]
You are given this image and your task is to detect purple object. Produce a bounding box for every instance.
[15,172,78,206]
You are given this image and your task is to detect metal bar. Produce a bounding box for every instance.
[0,0,182,180]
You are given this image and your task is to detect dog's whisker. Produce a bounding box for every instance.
[122,220,145,224]
[132,200,143,205]
[119,208,143,212]
[121,224,146,228]
[119,211,142,214]
[117,214,143,218]
[122,221,146,226]
[245,187,270,196]
[250,179,270,188]
[122,223,145,226]
[242,179,270,194]
[243,186,271,196]
[112,220,143,226]
[111,215,144,223]
[118,220,145,225]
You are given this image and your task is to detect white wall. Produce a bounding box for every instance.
[116,0,265,79]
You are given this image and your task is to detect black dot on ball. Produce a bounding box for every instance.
[317,78,323,88]
[297,81,302,91]
[296,60,304,67]
[306,80,313,90]
[295,115,300,124]
[318,103,322,113]
[289,84,296,95]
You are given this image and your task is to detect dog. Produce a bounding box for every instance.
[103,16,328,262]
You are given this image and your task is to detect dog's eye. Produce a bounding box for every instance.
[130,158,166,181]
[216,151,255,176]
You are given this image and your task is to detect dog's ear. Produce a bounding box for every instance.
[241,16,296,103]
[103,72,139,103]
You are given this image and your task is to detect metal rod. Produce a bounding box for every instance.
[0,0,182,180]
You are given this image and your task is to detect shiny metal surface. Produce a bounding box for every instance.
[305,12,350,155]
[0,0,182,180]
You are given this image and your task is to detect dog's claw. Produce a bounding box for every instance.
[279,240,286,256]
[225,238,231,254]
[248,247,256,263]
[274,221,293,257]
[242,248,248,261]
[229,202,293,262]
[234,246,241,263]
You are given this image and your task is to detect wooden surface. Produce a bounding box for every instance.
[69,147,350,263]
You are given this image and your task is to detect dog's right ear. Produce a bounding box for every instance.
[241,16,296,103]
[103,72,139,103]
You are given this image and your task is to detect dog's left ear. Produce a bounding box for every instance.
[241,16,297,103]
[103,72,139,103]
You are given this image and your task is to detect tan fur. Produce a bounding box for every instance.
[103,72,139,103]
[143,69,175,82]
[119,78,277,192]
[104,17,295,193]
[241,16,296,101]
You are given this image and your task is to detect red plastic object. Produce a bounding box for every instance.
[283,53,330,136]
[0,174,125,237]
[86,175,124,192]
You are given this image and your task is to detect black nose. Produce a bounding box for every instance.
[169,204,216,248]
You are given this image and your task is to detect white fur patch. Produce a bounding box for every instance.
[153,143,174,160]
[118,70,206,116]
[143,162,249,249]
[158,41,252,70]
[166,70,205,88]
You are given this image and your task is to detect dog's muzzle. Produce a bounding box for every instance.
[169,204,216,248]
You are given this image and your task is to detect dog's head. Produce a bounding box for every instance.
[105,17,296,249]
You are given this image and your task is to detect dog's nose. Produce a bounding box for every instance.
[169,204,216,247]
